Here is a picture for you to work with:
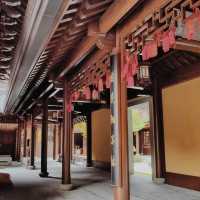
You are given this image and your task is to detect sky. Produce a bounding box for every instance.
[0,80,9,113]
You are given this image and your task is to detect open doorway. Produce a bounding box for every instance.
[72,117,87,167]
[128,96,153,177]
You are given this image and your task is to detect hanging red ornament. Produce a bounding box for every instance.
[67,97,73,113]
[148,40,158,59]
[142,40,158,61]
[130,53,138,76]
[133,53,138,68]
[185,16,195,40]
[161,31,170,53]
[74,91,80,101]
[168,26,176,46]
[67,103,73,113]
[155,32,162,47]
[106,70,111,89]
[142,44,148,61]
[98,78,104,92]
[83,87,91,100]
[92,89,99,100]
[126,72,134,87]
[122,51,131,79]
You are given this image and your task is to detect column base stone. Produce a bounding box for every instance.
[153,177,165,184]
[39,172,49,178]
[27,165,36,170]
[60,184,73,191]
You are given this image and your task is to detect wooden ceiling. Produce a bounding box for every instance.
[0,0,28,81]
[151,50,200,87]
[31,0,113,79]
[6,0,200,117]
[13,0,115,115]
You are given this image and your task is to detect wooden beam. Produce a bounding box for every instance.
[118,0,167,38]
[59,36,98,77]
[88,22,102,37]
[99,0,142,34]
[96,34,115,50]
[58,0,139,78]
[174,39,200,54]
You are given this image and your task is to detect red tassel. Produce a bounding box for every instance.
[148,40,158,58]
[86,88,91,100]
[74,91,80,101]
[130,53,138,76]
[67,98,73,113]
[142,40,158,61]
[161,31,170,53]
[127,73,134,88]
[185,16,195,40]
[67,104,73,113]
[133,53,138,68]
[168,26,176,46]
[155,32,162,47]
[142,45,148,61]
[83,87,91,100]
[92,89,99,100]
[106,71,111,89]
[122,51,131,79]
[98,78,104,92]
[122,63,129,79]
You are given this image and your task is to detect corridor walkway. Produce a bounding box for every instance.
[0,161,200,200]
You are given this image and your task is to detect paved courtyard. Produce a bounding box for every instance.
[0,161,200,200]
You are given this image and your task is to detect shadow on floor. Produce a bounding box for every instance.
[0,184,64,200]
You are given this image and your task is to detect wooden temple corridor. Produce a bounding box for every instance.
[1,0,200,199]
[0,160,200,200]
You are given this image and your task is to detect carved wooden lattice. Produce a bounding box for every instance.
[124,0,200,52]
[68,54,111,95]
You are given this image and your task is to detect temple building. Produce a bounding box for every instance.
[0,0,200,199]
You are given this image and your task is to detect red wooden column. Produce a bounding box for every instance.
[15,119,20,161]
[86,111,92,167]
[39,98,49,177]
[23,117,27,157]
[152,77,166,180]
[58,119,62,161]
[16,118,22,161]
[30,114,36,169]
[110,53,130,200]
[62,79,72,185]
[53,124,57,160]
